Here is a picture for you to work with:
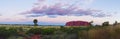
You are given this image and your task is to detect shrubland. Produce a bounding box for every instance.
[0,25,120,39]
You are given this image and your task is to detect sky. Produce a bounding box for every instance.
[0,0,120,25]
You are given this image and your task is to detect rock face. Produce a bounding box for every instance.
[66,21,90,26]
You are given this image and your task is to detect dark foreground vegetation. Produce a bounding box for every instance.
[0,25,120,39]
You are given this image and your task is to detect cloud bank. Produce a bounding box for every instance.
[21,0,109,18]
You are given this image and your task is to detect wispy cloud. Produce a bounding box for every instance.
[34,0,94,8]
[21,0,110,18]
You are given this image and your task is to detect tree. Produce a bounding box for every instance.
[102,21,109,26]
[113,21,118,26]
[33,19,38,26]
[89,21,93,26]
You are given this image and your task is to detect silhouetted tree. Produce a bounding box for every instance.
[102,21,109,26]
[89,21,93,26]
[113,21,118,26]
[33,19,38,26]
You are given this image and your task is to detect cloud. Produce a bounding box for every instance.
[0,14,2,16]
[21,0,110,18]
[34,0,94,7]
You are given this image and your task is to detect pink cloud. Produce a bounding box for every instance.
[21,0,110,18]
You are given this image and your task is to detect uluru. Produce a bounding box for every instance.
[65,21,90,26]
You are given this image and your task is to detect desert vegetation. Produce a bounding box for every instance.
[0,25,120,39]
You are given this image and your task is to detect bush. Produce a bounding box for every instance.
[0,27,18,39]
[26,28,42,35]
[7,27,18,36]
[41,28,56,35]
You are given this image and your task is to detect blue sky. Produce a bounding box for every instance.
[0,0,120,25]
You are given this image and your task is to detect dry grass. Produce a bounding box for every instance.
[79,25,120,39]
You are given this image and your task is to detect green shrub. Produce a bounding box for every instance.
[0,27,8,37]
[0,27,18,39]
[26,28,42,35]
[7,27,18,36]
[41,28,56,35]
